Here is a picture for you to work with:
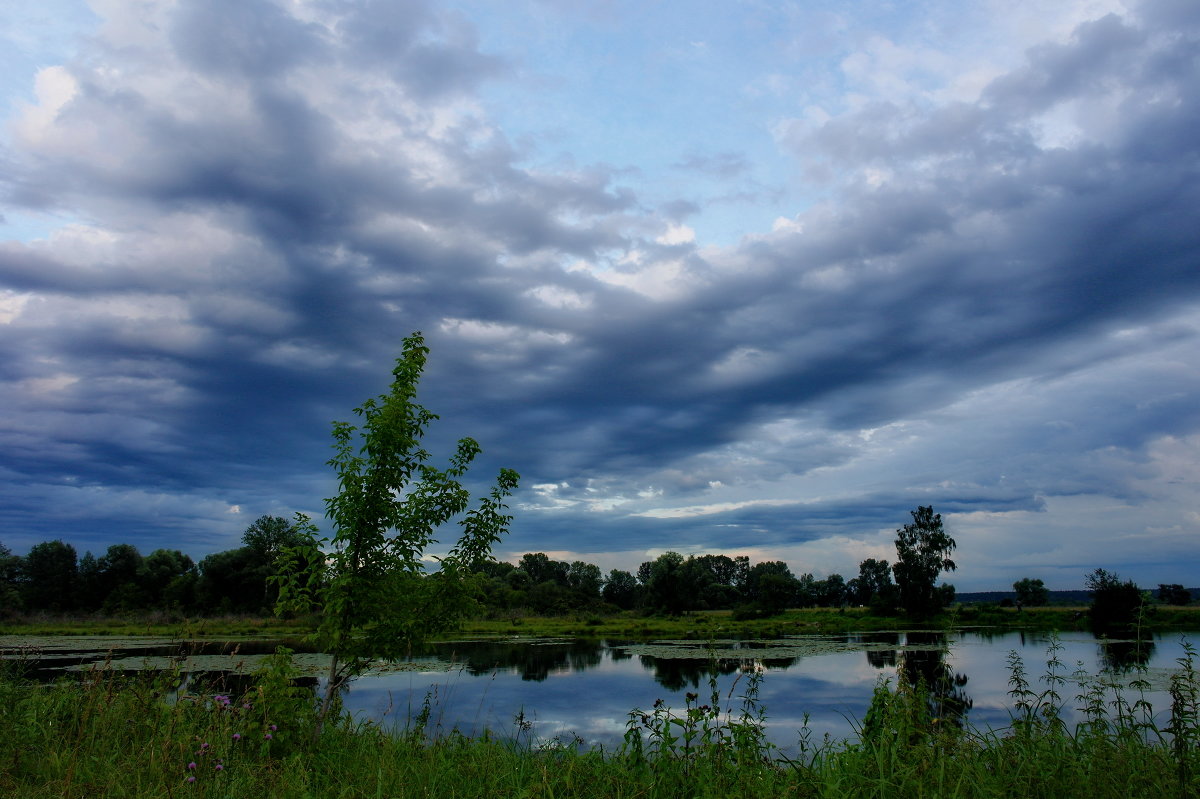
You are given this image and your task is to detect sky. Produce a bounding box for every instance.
[1,0,1198,592]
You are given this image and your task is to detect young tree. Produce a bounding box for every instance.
[274,332,519,727]
[891,506,956,618]
[1013,577,1050,607]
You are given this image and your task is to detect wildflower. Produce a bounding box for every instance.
[186,776,196,784]
[243,703,252,710]
[188,762,197,770]
[264,733,273,740]
[215,763,224,772]
[269,724,277,732]
[232,733,242,741]
[200,742,210,750]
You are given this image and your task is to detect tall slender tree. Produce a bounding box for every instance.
[892,506,956,618]
[274,332,518,728]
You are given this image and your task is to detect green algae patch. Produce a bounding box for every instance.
[55,652,459,676]
[613,635,950,661]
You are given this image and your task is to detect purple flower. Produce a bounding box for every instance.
[214,764,224,772]
[186,776,196,784]
[269,724,277,732]
[232,733,242,741]
[200,742,210,750]
[264,733,273,740]
[187,762,197,770]
[243,703,252,710]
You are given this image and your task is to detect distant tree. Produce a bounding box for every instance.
[794,573,818,607]
[243,515,306,561]
[21,540,78,611]
[1086,568,1145,634]
[691,554,741,589]
[517,553,570,586]
[567,561,603,603]
[478,560,516,580]
[77,552,103,610]
[643,552,693,614]
[892,506,956,618]
[198,547,271,613]
[1013,577,1050,607]
[0,541,22,613]
[816,573,847,607]
[273,332,519,729]
[852,558,894,606]
[602,569,640,609]
[745,561,797,615]
[243,515,312,607]
[96,543,146,611]
[143,549,196,609]
[636,560,654,587]
[1157,583,1192,606]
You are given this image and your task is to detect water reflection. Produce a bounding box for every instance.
[637,655,780,692]
[900,632,972,726]
[852,632,900,669]
[4,630,1193,754]
[1098,637,1156,671]
[433,639,603,682]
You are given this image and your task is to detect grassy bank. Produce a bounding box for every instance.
[2,641,1199,798]
[3,604,1198,640]
[0,613,313,638]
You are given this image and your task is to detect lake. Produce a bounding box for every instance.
[3,629,1194,755]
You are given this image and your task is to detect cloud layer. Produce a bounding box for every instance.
[1,0,1198,589]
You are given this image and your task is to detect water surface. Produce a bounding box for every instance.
[4,629,1193,754]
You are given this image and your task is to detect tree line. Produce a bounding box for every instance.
[1,509,1189,623]
[0,506,960,619]
[0,515,310,616]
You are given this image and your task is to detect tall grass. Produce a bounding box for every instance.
[2,640,1198,798]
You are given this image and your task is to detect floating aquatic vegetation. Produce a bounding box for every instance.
[613,635,950,661]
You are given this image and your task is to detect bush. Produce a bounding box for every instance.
[1087,568,1146,634]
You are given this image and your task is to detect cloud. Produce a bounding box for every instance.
[0,0,1197,588]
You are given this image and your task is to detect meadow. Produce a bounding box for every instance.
[2,636,1199,798]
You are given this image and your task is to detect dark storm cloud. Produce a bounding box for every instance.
[1,0,1198,577]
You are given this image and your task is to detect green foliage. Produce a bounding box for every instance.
[1159,583,1192,606]
[273,332,518,725]
[892,505,957,618]
[242,515,308,560]
[602,569,640,610]
[1014,577,1050,607]
[1087,568,1146,634]
[850,557,893,607]
[641,552,695,614]
[517,552,569,586]
[19,539,78,611]
[0,541,22,614]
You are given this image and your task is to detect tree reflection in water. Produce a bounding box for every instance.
[1098,635,1156,671]
[900,632,973,726]
[638,654,798,692]
[854,632,900,669]
[430,639,603,682]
